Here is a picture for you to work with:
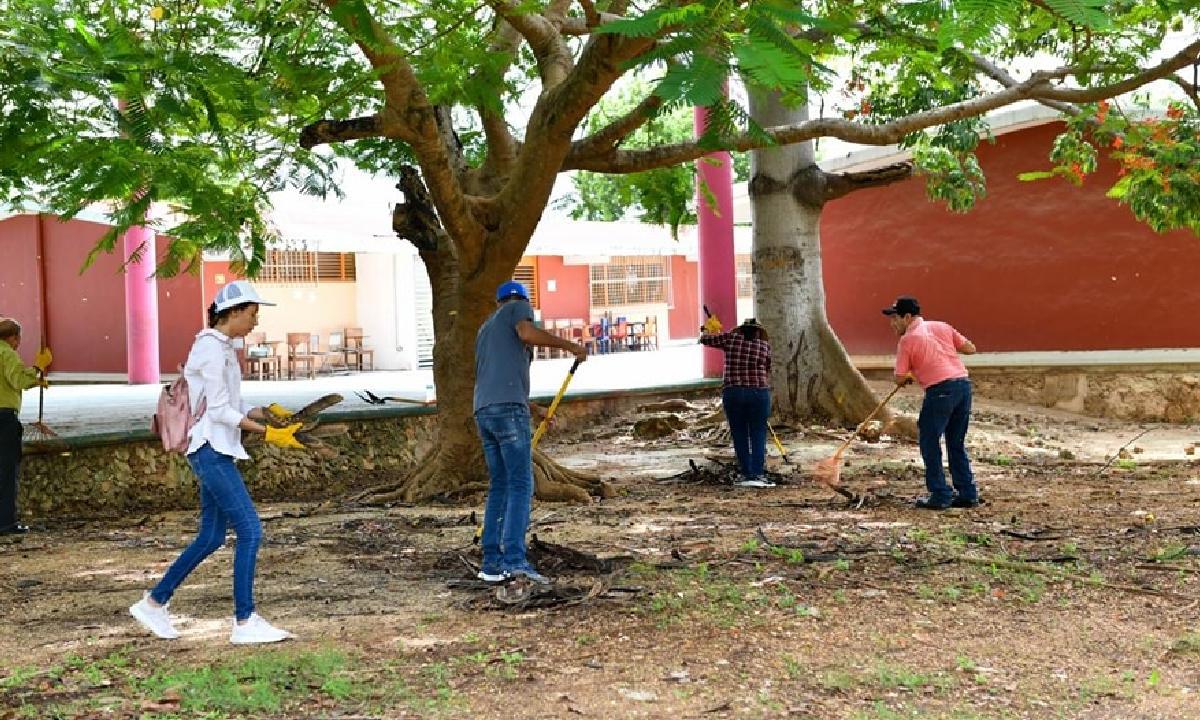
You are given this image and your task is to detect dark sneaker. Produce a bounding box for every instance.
[0,524,29,535]
[508,567,552,585]
[950,496,981,509]
[914,496,952,510]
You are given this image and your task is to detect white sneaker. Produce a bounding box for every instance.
[476,570,508,583]
[736,478,776,488]
[230,613,294,644]
[129,592,180,640]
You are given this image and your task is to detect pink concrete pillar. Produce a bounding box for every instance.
[694,104,737,378]
[123,225,161,383]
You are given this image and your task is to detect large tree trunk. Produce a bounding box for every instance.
[747,88,882,426]
[357,169,606,504]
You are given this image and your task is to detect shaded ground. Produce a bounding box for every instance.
[3,389,1200,719]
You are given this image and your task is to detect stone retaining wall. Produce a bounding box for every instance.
[868,366,1200,422]
[17,385,716,522]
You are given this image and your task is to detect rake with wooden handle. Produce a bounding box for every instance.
[810,382,904,493]
[24,369,57,441]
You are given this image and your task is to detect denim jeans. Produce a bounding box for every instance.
[0,410,21,529]
[151,443,263,620]
[918,378,977,503]
[475,403,535,574]
[722,386,771,478]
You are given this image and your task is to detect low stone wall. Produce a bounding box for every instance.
[867,366,1200,422]
[17,383,718,522]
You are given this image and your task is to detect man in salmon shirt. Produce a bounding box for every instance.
[883,296,980,510]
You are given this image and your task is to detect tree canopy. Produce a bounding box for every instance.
[2,0,1196,275]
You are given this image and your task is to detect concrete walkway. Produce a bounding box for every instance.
[20,345,716,440]
[22,345,1199,442]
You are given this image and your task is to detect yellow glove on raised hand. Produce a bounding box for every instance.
[34,347,53,373]
[265,402,294,421]
[702,315,723,334]
[265,422,305,450]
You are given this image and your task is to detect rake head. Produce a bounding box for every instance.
[810,448,845,488]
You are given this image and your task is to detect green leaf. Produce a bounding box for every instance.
[1017,171,1056,181]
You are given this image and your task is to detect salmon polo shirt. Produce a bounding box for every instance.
[894,317,969,389]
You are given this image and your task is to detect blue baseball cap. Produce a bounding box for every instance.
[496,280,529,302]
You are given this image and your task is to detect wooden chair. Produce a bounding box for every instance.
[285,332,320,379]
[244,332,281,380]
[642,316,659,351]
[323,331,350,374]
[344,328,374,371]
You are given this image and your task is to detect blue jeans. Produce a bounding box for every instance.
[151,443,263,621]
[918,378,977,503]
[723,386,771,478]
[475,403,535,574]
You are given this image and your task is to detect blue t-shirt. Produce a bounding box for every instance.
[473,299,535,412]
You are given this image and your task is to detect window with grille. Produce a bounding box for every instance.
[736,254,754,298]
[259,250,356,283]
[590,256,669,306]
[513,259,539,308]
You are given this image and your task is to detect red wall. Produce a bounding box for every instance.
[535,257,591,321]
[0,216,43,364]
[822,122,1200,354]
[0,214,203,373]
[669,255,701,340]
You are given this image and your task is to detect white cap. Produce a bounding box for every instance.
[212,280,276,313]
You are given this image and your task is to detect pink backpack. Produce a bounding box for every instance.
[151,371,207,454]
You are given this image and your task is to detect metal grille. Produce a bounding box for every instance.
[259,250,355,283]
[513,259,538,308]
[736,254,754,298]
[590,256,669,306]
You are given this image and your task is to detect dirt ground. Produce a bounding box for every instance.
[3,388,1200,720]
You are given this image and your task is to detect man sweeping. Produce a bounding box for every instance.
[474,281,587,585]
[883,296,980,510]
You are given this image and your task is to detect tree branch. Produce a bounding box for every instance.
[820,162,914,203]
[319,0,483,261]
[568,93,665,160]
[1166,71,1200,111]
[966,52,1079,116]
[298,114,397,149]
[564,38,1200,173]
[485,0,574,88]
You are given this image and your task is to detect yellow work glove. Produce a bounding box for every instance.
[33,347,53,373]
[702,315,723,334]
[265,422,305,450]
[265,402,294,421]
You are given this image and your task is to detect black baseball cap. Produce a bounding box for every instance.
[882,296,920,316]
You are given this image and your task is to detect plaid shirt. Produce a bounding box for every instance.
[700,331,771,388]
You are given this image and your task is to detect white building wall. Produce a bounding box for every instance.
[355,250,419,370]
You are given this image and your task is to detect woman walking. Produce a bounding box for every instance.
[130,280,305,644]
[700,317,775,488]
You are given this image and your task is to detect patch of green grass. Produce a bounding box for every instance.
[781,654,803,680]
[136,649,366,715]
[769,545,806,564]
[1115,458,1138,470]
[1169,630,1200,655]
[740,537,760,553]
[990,454,1014,466]
[1151,544,1189,562]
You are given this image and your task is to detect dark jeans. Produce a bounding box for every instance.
[475,403,535,574]
[723,386,771,478]
[918,378,977,503]
[151,443,263,620]
[0,410,21,529]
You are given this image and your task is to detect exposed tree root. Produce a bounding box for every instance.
[354,447,612,505]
